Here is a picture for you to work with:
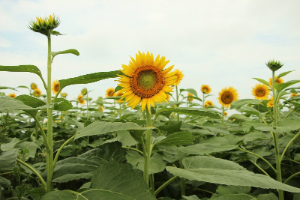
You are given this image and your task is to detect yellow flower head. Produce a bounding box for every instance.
[188,93,194,101]
[291,93,298,98]
[117,51,178,112]
[224,111,228,117]
[31,83,37,90]
[106,88,115,97]
[61,93,67,98]
[218,86,239,108]
[99,106,104,112]
[269,76,284,87]
[204,100,214,108]
[115,91,124,103]
[51,80,60,94]
[81,88,88,96]
[77,94,85,105]
[166,94,171,100]
[173,69,184,86]
[8,93,16,98]
[201,85,211,94]
[267,97,274,107]
[33,88,42,97]
[29,14,60,36]
[252,83,270,100]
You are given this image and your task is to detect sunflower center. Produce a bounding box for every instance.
[221,91,234,104]
[203,88,208,93]
[55,85,59,91]
[131,65,164,98]
[256,89,265,97]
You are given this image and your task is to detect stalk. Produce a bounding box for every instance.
[46,34,54,192]
[271,71,284,200]
[202,92,205,108]
[86,92,89,120]
[143,109,152,186]
[176,85,179,121]
[221,106,225,125]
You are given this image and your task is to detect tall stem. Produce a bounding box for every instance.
[176,86,179,121]
[46,34,53,192]
[272,71,284,200]
[143,109,152,186]
[202,93,205,108]
[221,106,224,125]
[86,92,89,120]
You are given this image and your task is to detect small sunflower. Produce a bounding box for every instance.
[204,100,214,107]
[188,93,194,101]
[252,83,269,100]
[77,94,85,105]
[224,111,228,117]
[267,97,274,107]
[115,91,124,103]
[218,87,239,108]
[8,93,16,98]
[31,83,38,90]
[81,88,87,96]
[201,85,211,94]
[166,94,171,100]
[33,88,42,97]
[106,88,115,97]
[99,106,104,112]
[29,14,60,36]
[291,93,298,98]
[173,69,184,86]
[61,93,67,98]
[117,51,178,112]
[52,80,60,94]
[269,76,284,87]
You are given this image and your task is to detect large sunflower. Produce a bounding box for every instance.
[52,80,60,94]
[106,88,115,97]
[201,84,211,94]
[269,76,284,87]
[252,83,269,100]
[117,51,177,111]
[218,86,239,108]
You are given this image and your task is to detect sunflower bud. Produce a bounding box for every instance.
[266,60,283,72]
[28,14,60,36]
[81,88,88,96]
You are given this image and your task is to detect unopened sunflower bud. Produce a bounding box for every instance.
[266,60,283,72]
[28,14,60,36]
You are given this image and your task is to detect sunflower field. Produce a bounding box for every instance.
[1,14,300,200]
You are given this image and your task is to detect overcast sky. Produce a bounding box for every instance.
[1,0,300,110]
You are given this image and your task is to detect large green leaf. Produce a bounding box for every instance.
[254,119,300,133]
[1,138,20,151]
[274,80,300,92]
[0,149,18,171]
[166,156,300,193]
[42,163,156,200]
[16,95,46,108]
[179,143,238,155]
[59,70,121,91]
[154,131,194,146]
[75,121,153,140]
[231,99,262,109]
[277,70,293,78]
[0,65,44,80]
[0,96,34,111]
[156,107,220,119]
[53,98,72,111]
[253,78,270,87]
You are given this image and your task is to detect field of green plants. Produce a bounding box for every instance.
[1,14,300,200]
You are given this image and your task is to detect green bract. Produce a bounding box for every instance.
[28,14,60,36]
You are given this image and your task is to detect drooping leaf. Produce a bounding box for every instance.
[0,65,44,82]
[156,107,220,119]
[179,143,238,155]
[154,131,194,146]
[16,95,46,108]
[0,96,34,111]
[231,99,262,109]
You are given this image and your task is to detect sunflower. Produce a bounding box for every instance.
[52,80,60,94]
[173,69,184,86]
[77,94,85,105]
[31,83,38,90]
[218,87,239,108]
[29,14,60,36]
[61,93,67,98]
[267,97,274,107]
[106,88,115,97]
[99,106,104,112]
[117,51,178,112]
[291,93,298,98]
[269,76,284,87]
[224,111,228,117]
[187,93,194,101]
[204,100,214,107]
[33,88,42,97]
[114,91,124,103]
[166,94,171,100]
[81,88,87,96]
[252,83,269,100]
[8,93,16,98]
[201,84,211,94]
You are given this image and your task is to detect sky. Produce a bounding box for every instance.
[0,0,300,111]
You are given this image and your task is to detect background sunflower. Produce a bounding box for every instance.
[252,83,269,100]
[218,86,238,108]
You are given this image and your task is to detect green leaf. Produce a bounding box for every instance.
[0,149,18,171]
[180,88,198,96]
[179,143,238,155]
[231,99,262,109]
[0,65,44,81]
[53,98,72,111]
[210,194,253,200]
[254,119,300,133]
[238,106,261,117]
[52,49,79,59]
[16,95,46,108]
[154,131,194,146]
[75,121,153,140]
[0,86,16,90]
[166,156,300,193]
[274,80,300,92]
[156,107,220,119]
[257,193,278,200]
[59,70,121,91]
[183,195,201,200]
[0,176,11,188]
[0,96,34,111]
[1,138,20,151]
[229,114,252,122]
[50,30,63,36]
[277,70,293,78]
[126,150,166,174]
[216,185,251,195]
[15,141,39,161]
[253,78,270,87]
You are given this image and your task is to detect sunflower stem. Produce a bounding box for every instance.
[144,109,152,186]
[202,92,205,108]
[221,106,225,125]
[86,91,89,120]
[176,86,179,121]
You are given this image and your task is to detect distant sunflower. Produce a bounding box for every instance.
[106,88,115,97]
[117,51,178,112]
[291,93,298,98]
[173,69,184,86]
[61,93,67,98]
[77,94,85,105]
[115,91,124,103]
[166,94,171,100]
[31,83,38,90]
[224,111,228,116]
[98,106,104,112]
[267,97,274,107]
[269,76,284,87]
[8,93,16,98]
[33,88,42,97]
[201,85,211,94]
[52,80,60,94]
[218,87,239,108]
[204,100,214,107]
[188,93,194,101]
[252,83,269,100]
